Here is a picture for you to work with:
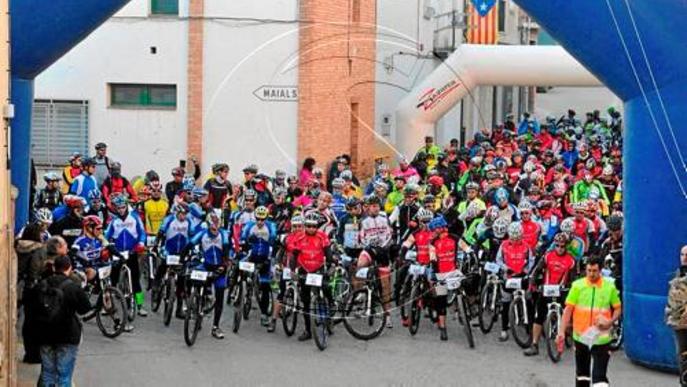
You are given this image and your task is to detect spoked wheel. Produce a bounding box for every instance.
[545,311,562,363]
[329,275,350,326]
[408,283,422,336]
[456,294,475,349]
[151,279,163,313]
[311,292,330,351]
[256,284,274,316]
[243,282,253,320]
[478,284,498,334]
[118,271,136,323]
[343,288,386,341]
[141,253,155,291]
[96,287,127,338]
[282,287,298,337]
[202,286,215,315]
[398,277,412,324]
[163,279,176,327]
[232,282,244,333]
[509,297,532,349]
[184,288,201,347]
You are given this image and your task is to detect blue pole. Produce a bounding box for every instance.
[10,76,34,233]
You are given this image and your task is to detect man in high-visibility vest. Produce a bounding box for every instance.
[558,256,621,387]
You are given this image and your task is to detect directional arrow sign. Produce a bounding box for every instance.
[253,85,298,102]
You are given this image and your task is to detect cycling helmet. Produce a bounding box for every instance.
[588,186,601,200]
[82,215,102,229]
[291,215,304,226]
[111,195,128,208]
[495,188,509,204]
[145,170,160,183]
[81,157,95,167]
[206,211,221,225]
[313,167,324,177]
[560,218,575,234]
[331,178,345,189]
[427,175,444,187]
[255,206,269,220]
[88,189,102,201]
[465,181,480,192]
[171,167,184,177]
[365,195,381,206]
[287,175,298,184]
[172,203,189,215]
[528,186,541,196]
[428,216,448,231]
[523,161,536,174]
[518,200,534,213]
[109,161,121,173]
[483,164,496,174]
[403,183,420,196]
[43,172,61,182]
[512,150,523,159]
[508,222,523,240]
[607,215,623,232]
[212,163,229,174]
[422,194,435,204]
[585,158,596,170]
[553,233,569,245]
[275,169,286,179]
[35,208,53,225]
[494,159,507,170]
[304,212,320,227]
[416,208,434,223]
[465,201,482,219]
[470,156,483,166]
[95,142,107,150]
[492,218,509,239]
[373,180,388,191]
[69,152,82,162]
[485,170,499,181]
[63,195,85,208]
[243,189,257,201]
[572,201,587,212]
[340,170,353,181]
[242,164,259,174]
[273,187,287,198]
[182,175,196,191]
[346,197,361,210]
[191,187,208,200]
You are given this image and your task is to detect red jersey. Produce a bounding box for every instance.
[521,220,541,251]
[432,234,458,273]
[294,230,330,273]
[413,230,433,265]
[498,240,531,275]
[572,218,593,249]
[543,250,575,285]
[283,231,303,267]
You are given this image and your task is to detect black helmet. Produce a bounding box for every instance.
[346,197,361,209]
[81,157,95,167]
[212,163,229,174]
[607,215,623,232]
[364,195,381,206]
[95,142,107,150]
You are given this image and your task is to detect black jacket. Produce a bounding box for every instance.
[34,273,92,346]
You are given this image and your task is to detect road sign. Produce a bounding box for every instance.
[253,85,298,102]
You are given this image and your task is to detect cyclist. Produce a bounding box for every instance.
[189,211,231,339]
[599,215,623,295]
[143,183,169,236]
[518,201,541,252]
[62,152,82,194]
[34,172,63,212]
[165,167,186,203]
[72,216,110,283]
[384,175,406,214]
[427,215,459,341]
[105,195,148,318]
[20,208,54,243]
[204,163,232,210]
[336,197,364,262]
[496,222,534,342]
[92,142,112,186]
[488,187,518,222]
[537,199,561,247]
[69,157,98,201]
[101,161,138,208]
[268,214,304,333]
[392,156,420,183]
[329,178,348,221]
[239,206,277,326]
[230,189,258,251]
[389,184,420,245]
[155,203,192,319]
[304,191,338,236]
[188,188,210,234]
[49,195,87,247]
[569,201,595,254]
[289,212,333,341]
[398,207,434,326]
[524,233,575,356]
[341,170,363,199]
[269,187,294,234]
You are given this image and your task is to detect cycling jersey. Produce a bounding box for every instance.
[101,176,138,205]
[293,230,330,273]
[431,233,458,273]
[158,215,191,255]
[105,211,146,253]
[61,165,81,194]
[336,213,362,250]
[331,193,347,221]
[384,190,404,214]
[539,213,560,244]
[187,202,207,233]
[403,229,433,265]
[191,228,230,266]
[541,249,575,285]
[230,209,256,250]
[572,217,595,250]
[360,214,392,248]
[521,219,541,251]
[143,198,169,235]
[240,220,277,258]
[496,239,533,276]
[203,177,232,209]
[389,202,419,242]
[69,173,98,201]
[72,235,105,266]
[34,188,62,211]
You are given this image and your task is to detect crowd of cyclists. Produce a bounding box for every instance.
[20,106,625,357]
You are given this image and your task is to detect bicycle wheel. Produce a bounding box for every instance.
[184,288,201,346]
[311,291,330,351]
[163,279,175,326]
[282,286,298,337]
[232,282,244,333]
[398,276,412,323]
[509,297,532,349]
[243,281,253,320]
[545,311,562,363]
[96,286,127,338]
[151,278,163,313]
[141,254,153,291]
[457,294,475,349]
[408,282,421,336]
[118,269,136,322]
[330,274,350,326]
[343,288,386,341]
[478,284,498,334]
[202,285,216,315]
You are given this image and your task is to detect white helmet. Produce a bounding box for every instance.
[35,208,53,225]
[518,200,534,213]
[416,207,434,223]
[560,218,575,234]
[492,218,510,239]
[508,221,523,240]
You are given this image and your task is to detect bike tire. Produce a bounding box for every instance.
[343,288,386,341]
[243,281,253,320]
[151,280,163,313]
[398,276,412,323]
[118,270,137,323]
[311,292,329,351]
[232,282,244,333]
[509,297,532,349]
[282,286,298,337]
[545,311,562,363]
[163,279,175,327]
[457,294,475,349]
[478,284,497,334]
[96,286,127,339]
[184,288,201,346]
[409,282,421,336]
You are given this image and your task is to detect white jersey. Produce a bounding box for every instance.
[360,213,392,248]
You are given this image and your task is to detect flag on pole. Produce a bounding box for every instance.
[467,0,499,45]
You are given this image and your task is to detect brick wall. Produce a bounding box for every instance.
[187,0,204,163]
[297,0,377,178]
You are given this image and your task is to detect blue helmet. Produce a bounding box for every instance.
[495,188,509,204]
[182,175,196,191]
[428,215,448,231]
[88,188,102,202]
[191,187,208,200]
[111,195,128,208]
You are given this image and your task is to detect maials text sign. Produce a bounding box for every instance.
[253,86,298,102]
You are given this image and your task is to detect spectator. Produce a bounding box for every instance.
[34,255,91,387]
[165,167,186,203]
[92,142,112,186]
[299,157,316,188]
[666,245,687,387]
[61,152,82,195]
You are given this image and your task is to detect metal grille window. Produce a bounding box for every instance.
[110,83,177,108]
[151,0,178,15]
[31,100,89,167]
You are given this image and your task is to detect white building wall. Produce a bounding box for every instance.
[35,3,188,179]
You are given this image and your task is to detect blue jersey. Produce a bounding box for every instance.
[70,173,98,201]
[105,211,146,252]
[240,220,277,258]
[191,228,230,266]
[159,215,191,255]
[539,215,560,245]
[331,193,347,221]
[187,202,206,234]
[72,235,105,265]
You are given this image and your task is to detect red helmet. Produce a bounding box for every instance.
[82,215,103,229]
[63,195,85,208]
[427,175,444,187]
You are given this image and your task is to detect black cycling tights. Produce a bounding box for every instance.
[258,282,271,315]
[214,287,225,327]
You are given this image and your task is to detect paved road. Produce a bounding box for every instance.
[70,298,673,387]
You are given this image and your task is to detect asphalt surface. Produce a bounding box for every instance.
[67,294,674,387]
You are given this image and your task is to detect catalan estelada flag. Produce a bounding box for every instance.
[467,0,498,44]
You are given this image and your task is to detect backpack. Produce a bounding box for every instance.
[33,278,71,325]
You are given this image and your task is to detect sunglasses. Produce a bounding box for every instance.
[305,225,317,229]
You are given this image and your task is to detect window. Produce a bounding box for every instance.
[151,0,178,15]
[352,0,361,23]
[498,0,506,32]
[110,84,177,109]
[32,100,89,167]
